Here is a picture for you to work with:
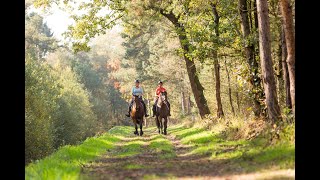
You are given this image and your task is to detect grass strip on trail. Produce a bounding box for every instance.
[25,126,125,180]
[169,125,295,173]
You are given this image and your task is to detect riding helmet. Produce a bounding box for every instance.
[135,79,140,83]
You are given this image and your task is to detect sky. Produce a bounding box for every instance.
[27,2,121,43]
[28,4,74,41]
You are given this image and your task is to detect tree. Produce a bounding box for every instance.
[238,0,264,117]
[279,0,295,114]
[210,3,224,118]
[25,13,57,60]
[256,0,282,122]
[158,9,211,118]
[224,57,235,115]
[280,27,292,109]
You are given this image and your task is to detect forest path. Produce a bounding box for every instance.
[80,125,294,180]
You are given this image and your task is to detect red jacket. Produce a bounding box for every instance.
[155,86,166,96]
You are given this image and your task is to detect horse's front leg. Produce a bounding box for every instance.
[159,117,163,134]
[163,117,167,135]
[134,122,138,135]
[139,118,143,136]
[155,116,160,134]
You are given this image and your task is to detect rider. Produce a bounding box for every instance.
[125,80,149,117]
[152,81,171,117]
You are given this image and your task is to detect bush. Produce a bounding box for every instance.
[25,57,99,164]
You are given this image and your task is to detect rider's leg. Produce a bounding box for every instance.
[152,98,158,117]
[125,99,133,117]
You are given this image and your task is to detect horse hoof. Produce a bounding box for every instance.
[164,132,167,135]
[134,131,138,135]
[140,132,143,136]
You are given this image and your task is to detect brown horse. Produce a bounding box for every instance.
[155,91,170,135]
[130,95,145,136]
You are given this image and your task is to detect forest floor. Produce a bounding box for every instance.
[80,125,294,180]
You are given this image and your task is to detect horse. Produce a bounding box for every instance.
[130,95,145,136]
[155,91,170,135]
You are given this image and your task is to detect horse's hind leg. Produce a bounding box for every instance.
[159,117,163,134]
[163,117,168,135]
[134,123,138,135]
[156,116,160,134]
[139,119,143,136]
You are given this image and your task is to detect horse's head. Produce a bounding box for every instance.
[132,95,142,111]
[160,91,167,101]
[158,91,167,106]
[133,94,139,101]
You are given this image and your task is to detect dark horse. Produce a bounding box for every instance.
[155,91,170,135]
[130,95,145,136]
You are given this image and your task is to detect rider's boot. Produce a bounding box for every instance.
[125,106,131,117]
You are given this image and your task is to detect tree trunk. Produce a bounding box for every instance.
[253,0,259,30]
[181,91,185,114]
[248,0,253,30]
[277,52,284,107]
[210,3,224,118]
[224,58,235,115]
[187,95,191,114]
[213,51,224,118]
[256,0,282,122]
[159,10,211,118]
[281,27,292,109]
[279,0,295,114]
[277,25,284,106]
[238,0,264,117]
[235,84,240,113]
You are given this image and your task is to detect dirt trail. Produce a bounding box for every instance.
[80,127,294,180]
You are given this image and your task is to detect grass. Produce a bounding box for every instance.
[25,121,294,179]
[25,126,131,180]
[143,173,176,180]
[108,125,134,136]
[115,140,146,157]
[148,135,176,159]
[124,164,146,170]
[168,119,295,173]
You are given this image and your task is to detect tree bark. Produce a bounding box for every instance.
[235,82,241,113]
[211,3,224,118]
[277,41,284,106]
[213,51,224,118]
[281,27,292,109]
[159,10,211,118]
[279,0,295,114]
[181,91,185,114]
[224,58,235,115]
[253,0,259,30]
[187,95,191,114]
[256,0,282,122]
[238,0,264,117]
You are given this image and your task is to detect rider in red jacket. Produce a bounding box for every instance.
[152,81,171,117]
